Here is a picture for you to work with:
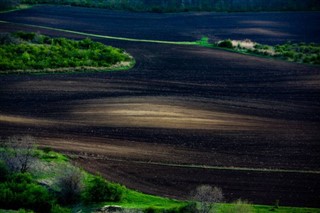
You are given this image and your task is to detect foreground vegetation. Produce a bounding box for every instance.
[0,136,187,213]
[197,37,320,65]
[0,32,133,74]
[1,136,320,213]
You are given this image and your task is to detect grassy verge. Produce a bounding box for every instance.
[0,31,134,74]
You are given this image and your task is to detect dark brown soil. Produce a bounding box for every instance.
[0,6,320,207]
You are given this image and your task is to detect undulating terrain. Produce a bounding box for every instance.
[0,5,320,207]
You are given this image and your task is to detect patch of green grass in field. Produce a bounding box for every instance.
[33,149,69,163]
[0,31,134,74]
[73,190,187,212]
[196,36,216,48]
[107,189,187,209]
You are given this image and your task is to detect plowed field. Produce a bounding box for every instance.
[1,6,320,207]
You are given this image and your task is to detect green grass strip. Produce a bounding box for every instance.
[0,20,197,45]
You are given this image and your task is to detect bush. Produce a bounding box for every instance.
[0,173,54,213]
[218,40,233,49]
[42,147,53,153]
[57,167,83,204]
[50,204,72,213]
[0,160,9,181]
[83,175,124,203]
[191,185,224,213]
[14,32,36,41]
[177,203,197,213]
[0,135,36,173]
[0,33,21,44]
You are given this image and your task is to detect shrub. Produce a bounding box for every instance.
[50,204,72,213]
[0,173,54,213]
[0,33,21,44]
[177,202,197,213]
[13,32,38,41]
[57,167,83,204]
[83,175,124,203]
[218,40,233,49]
[0,160,9,181]
[191,185,224,213]
[254,44,270,50]
[0,135,36,173]
[42,147,53,153]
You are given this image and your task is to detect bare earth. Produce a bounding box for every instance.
[0,6,320,207]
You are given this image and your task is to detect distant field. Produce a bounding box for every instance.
[0,5,320,208]
[1,6,320,44]
[19,0,320,12]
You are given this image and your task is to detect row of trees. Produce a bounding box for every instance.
[20,0,320,12]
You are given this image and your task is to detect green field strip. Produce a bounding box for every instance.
[0,20,197,45]
[98,157,320,175]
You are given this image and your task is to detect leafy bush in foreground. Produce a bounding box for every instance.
[57,167,83,204]
[82,175,124,203]
[0,161,9,181]
[0,32,131,72]
[0,173,54,213]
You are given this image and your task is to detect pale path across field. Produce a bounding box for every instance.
[0,6,320,207]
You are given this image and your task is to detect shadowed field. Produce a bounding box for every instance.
[0,6,320,207]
